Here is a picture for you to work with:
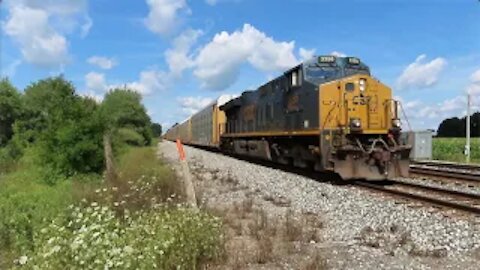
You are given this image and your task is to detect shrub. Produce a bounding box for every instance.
[113,146,183,208]
[117,128,145,146]
[13,77,106,178]
[0,174,72,254]
[0,149,102,259]
[101,89,153,147]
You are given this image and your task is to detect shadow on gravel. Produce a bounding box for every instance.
[183,144,412,188]
[184,143,348,185]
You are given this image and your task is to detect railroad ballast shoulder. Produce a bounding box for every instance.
[165,55,411,181]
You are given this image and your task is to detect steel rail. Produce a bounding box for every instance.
[411,161,480,171]
[388,179,480,200]
[409,166,480,182]
[354,181,480,215]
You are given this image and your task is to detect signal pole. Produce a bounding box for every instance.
[466,94,471,163]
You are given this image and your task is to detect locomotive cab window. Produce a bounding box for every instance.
[290,69,301,87]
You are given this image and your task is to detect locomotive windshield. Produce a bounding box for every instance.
[305,65,340,82]
[304,56,370,85]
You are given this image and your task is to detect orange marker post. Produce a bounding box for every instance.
[175,139,197,209]
[176,139,186,161]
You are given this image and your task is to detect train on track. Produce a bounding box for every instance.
[165,55,411,180]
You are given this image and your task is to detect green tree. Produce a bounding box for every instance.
[0,79,22,146]
[437,112,480,138]
[13,77,105,181]
[101,89,153,146]
[151,123,162,137]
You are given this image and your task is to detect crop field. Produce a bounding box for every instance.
[432,138,480,164]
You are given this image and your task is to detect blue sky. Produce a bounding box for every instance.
[1,0,479,130]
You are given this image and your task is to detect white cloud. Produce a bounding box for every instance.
[165,29,203,77]
[330,51,346,57]
[126,70,169,95]
[299,48,315,61]
[178,96,214,114]
[85,69,169,96]
[467,69,480,95]
[403,100,422,110]
[397,69,480,130]
[85,72,107,92]
[81,91,104,103]
[193,24,299,90]
[3,6,69,68]
[144,0,190,36]
[471,69,480,83]
[2,0,90,68]
[397,54,447,90]
[87,56,118,70]
[397,95,478,130]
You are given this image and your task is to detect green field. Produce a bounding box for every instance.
[432,138,480,164]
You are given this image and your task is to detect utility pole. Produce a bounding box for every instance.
[466,94,471,163]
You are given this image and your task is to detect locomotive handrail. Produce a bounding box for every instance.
[397,100,412,132]
[383,99,412,132]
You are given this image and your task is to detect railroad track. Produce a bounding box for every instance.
[183,143,480,215]
[412,160,480,171]
[354,179,480,215]
[409,161,480,183]
[223,152,480,215]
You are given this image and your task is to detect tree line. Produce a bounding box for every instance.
[0,77,162,182]
[436,112,480,137]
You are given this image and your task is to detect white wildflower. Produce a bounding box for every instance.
[52,245,61,253]
[47,237,55,244]
[18,256,28,265]
[124,246,134,254]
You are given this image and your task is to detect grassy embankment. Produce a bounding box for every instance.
[0,146,222,269]
[432,138,480,163]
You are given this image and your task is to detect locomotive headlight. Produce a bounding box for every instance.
[392,119,401,128]
[359,79,366,92]
[350,118,362,129]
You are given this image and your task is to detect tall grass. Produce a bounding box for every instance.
[0,146,222,269]
[432,138,480,163]
[0,149,101,268]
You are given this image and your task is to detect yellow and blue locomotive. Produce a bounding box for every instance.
[165,55,411,180]
[219,56,410,180]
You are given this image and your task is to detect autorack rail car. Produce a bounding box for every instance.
[165,55,411,181]
[164,95,232,147]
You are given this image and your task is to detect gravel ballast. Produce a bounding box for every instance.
[160,141,480,268]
